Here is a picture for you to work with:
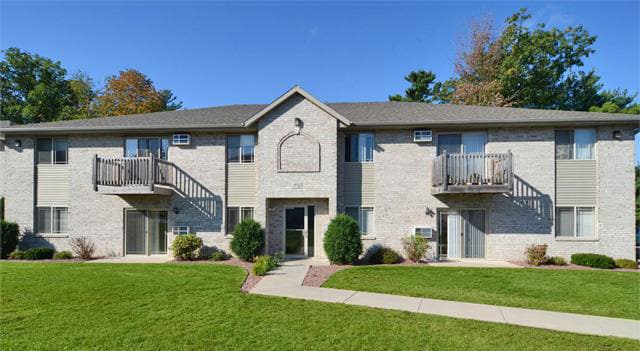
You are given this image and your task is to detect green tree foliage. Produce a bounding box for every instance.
[636,166,639,226]
[390,8,638,113]
[1,48,182,123]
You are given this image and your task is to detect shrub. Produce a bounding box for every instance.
[524,244,548,266]
[323,214,362,264]
[546,256,566,266]
[54,251,74,259]
[0,220,20,259]
[8,250,24,260]
[171,234,203,260]
[402,236,429,263]
[23,247,55,260]
[368,246,401,265]
[571,253,616,269]
[230,219,265,262]
[615,258,638,270]
[209,251,227,261]
[70,236,96,260]
[253,255,277,276]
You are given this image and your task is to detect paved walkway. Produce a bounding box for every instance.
[250,259,640,340]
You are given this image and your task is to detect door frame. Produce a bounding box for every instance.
[438,208,487,259]
[282,205,311,257]
[123,208,169,256]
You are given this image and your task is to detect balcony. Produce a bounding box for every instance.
[432,151,513,195]
[92,156,176,195]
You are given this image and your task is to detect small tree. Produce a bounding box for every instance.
[323,214,362,264]
[171,234,203,260]
[230,219,264,262]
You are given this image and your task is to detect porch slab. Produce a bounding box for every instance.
[87,256,173,264]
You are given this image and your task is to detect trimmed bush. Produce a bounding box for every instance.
[368,247,401,265]
[524,244,548,266]
[571,253,616,269]
[8,250,24,260]
[171,234,203,260]
[209,251,228,261]
[23,247,55,260]
[54,251,74,260]
[615,259,637,269]
[70,236,96,260]
[402,235,429,263]
[323,214,362,265]
[546,256,566,266]
[1,220,20,259]
[230,219,265,262]
[253,255,278,276]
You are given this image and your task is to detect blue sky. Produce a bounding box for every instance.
[1,1,639,162]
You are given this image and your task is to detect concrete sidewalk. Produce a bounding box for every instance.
[250,259,640,340]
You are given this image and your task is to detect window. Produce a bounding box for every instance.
[36,207,68,234]
[37,138,68,164]
[555,129,596,160]
[556,207,595,238]
[226,206,254,234]
[344,133,374,162]
[413,130,432,142]
[345,206,374,236]
[172,226,190,235]
[125,137,169,160]
[414,227,433,238]
[172,133,191,145]
[227,135,255,163]
[437,132,487,155]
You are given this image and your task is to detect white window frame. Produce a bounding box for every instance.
[227,135,255,164]
[555,128,597,161]
[344,132,374,163]
[345,206,374,237]
[414,226,433,238]
[555,206,597,239]
[172,226,190,235]
[226,206,254,234]
[37,137,69,165]
[172,133,191,146]
[36,206,69,234]
[124,137,169,160]
[413,130,432,143]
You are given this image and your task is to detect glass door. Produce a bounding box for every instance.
[125,210,168,255]
[439,210,486,259]
[125,210,147,255]
[285,207,306,256]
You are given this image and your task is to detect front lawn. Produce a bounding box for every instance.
[323,266,640,320]
[1,263,638,350]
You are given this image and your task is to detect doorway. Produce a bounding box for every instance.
[284,206,315,257]
[125,209,168,255]
[439,209,486,259]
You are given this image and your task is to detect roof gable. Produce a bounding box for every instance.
[242,85,351,127]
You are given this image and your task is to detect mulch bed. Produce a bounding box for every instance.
[302,265,349,287]
[170,258,262,292]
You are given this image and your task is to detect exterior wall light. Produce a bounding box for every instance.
[294,118,302,127]
[612,130,622,140]
[172,207,180,214]
[13,139,21,148]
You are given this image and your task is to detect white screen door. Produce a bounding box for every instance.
[447,212,462,259]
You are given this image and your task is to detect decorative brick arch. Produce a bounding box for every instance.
[277,131,321,172]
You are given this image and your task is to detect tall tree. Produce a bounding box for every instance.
[389,70,439,102]
[0,48,78,123]
[95,69,178,116]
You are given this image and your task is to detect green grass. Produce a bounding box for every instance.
[323,266,640,320]
[1,263,638,350]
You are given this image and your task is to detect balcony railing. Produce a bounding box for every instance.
[432,151,513,194]
[92,156,176,195]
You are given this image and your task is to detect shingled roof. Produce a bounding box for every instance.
[1,93,638,134]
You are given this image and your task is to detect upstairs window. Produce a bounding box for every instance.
[437,132,487,155]
[345,132,374,162]
[555,129,596,160]
[125,137,169,160]
[37,138,68,164]
[227,135,255,163]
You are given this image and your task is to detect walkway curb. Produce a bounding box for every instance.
[250,259,640,340]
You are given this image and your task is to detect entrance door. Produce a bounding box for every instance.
[125,209,168,255]
[285,207,306,256]
[441,210,485,259]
